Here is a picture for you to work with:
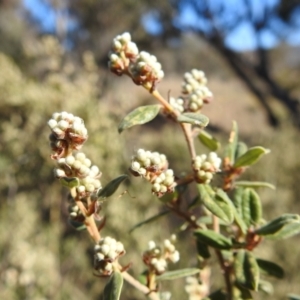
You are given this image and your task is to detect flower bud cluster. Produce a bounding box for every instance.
[130,149,176,197]
[143,236,180,275]
[48,111,88,158]
[169,97,185,113]
[192,152,221,184]
[182,69,213,112]
[108,32,164,89]
[108,32,139,76]
[129,51,164,88]
[54,152,102,197]
[94,237,125,276]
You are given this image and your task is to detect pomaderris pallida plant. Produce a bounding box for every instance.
[48,32,300,300]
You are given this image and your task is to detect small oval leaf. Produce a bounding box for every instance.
[198,130,220,151]
[97,175,128,199]
[267,221,300,240]
[118,105,161,133]
[177,112,209,127]
[245,251,260,291]
[258,280,273,295]
[194,229,233,250]
[248,189,262,225]
[198,184,231,223]
[60,177,80,188]
[156,268,200,281]
[234,181,276,190]
[256,258,284,279]
[233,146,270,168]
[255,214,300,236]
[235,141,248,160]
[103,271,123,300]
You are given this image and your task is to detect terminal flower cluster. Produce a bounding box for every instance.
[130,149,176,197]
[143,236,180,275]
[108,32,164,89]
[94,237,125,276]
[169,69,213,113]
[192,152,222,184]
[54,152,102,198]
[48,111,88,159]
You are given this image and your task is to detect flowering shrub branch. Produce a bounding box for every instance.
[48,32,300,300]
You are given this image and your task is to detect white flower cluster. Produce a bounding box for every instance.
[130,149,176,197]
[181,69,213,112]
[143,236,180,275]
[169,97,185,113]
[192,152,221,184]
[151,169,176,196]
[131,149,167,177]
[129,51,164,87]
[108,32,139,76]
[94,237,125,276]
[54,152,102,196]
[108,32,164,88]
[48,112,88,156]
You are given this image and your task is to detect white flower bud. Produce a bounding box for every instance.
[58,120,69,130]
[75,152,86,162]
[65,155,75,166]
[48,119,57,129]
[131,161,140,171]
[101,244,110,256]
[77,185,86,193]
[54,168,66,178]
[148,241,156,250]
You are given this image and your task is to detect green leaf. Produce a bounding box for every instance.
[196,239,211,259]
[103,271,123,300]
[215,189,236,224]
[59,177,80,188]
[233,209,248,235]
[241,189,252,227]
[267,221,300,240]
[255,214,300,236]
[129,211,170,233]
[194,229,233,250]
[235,142,248,159]
[234,181,276,190]
[240,188,262,227]
[234,250,260,291]
[198,184,232,223]
[97,175,128,199]
[248,189,262,225]
[258,280,273,295]
[156,268,200,281]
[233,146,270,168]
[256,259,284,279]
[118,105,161,133]
[198,130,220,151]
[68,219,86,231]
[288,294,300,300]
[177,112,209,127]
[224,121,238,165]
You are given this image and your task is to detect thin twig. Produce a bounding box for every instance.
[121,270,161,300]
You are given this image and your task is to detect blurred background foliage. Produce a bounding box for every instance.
[0,0,300,299]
